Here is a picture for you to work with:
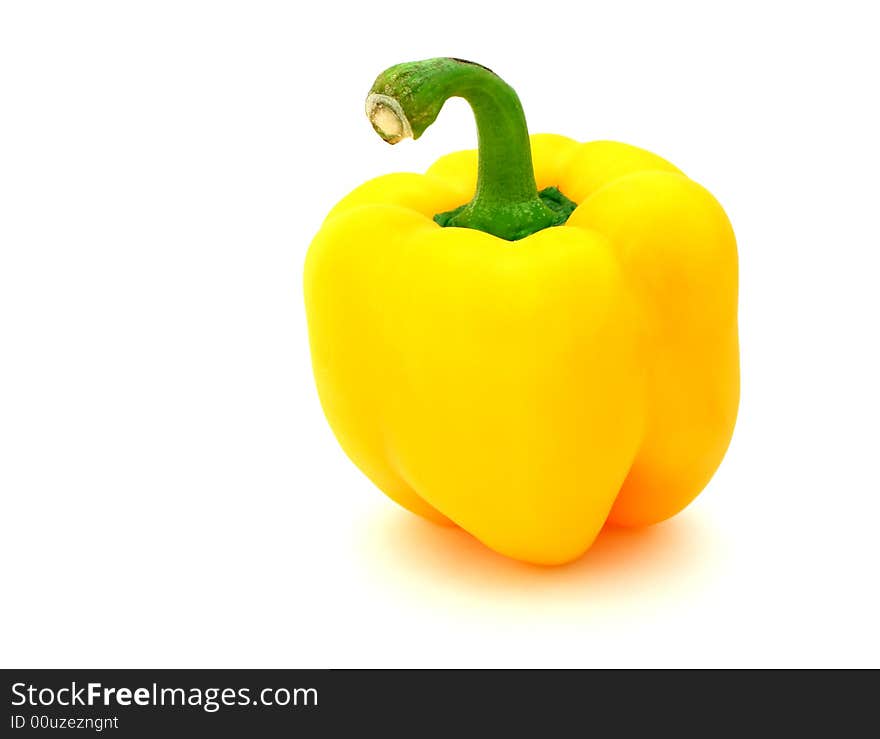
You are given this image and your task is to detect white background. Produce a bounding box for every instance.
[2,1,878,668]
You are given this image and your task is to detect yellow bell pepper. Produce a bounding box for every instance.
[304,58,739,565]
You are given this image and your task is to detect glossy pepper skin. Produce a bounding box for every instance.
[304,59,738,565]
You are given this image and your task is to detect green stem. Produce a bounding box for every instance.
[366,58,573,241]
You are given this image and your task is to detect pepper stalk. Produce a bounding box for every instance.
[365,57,575,241]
